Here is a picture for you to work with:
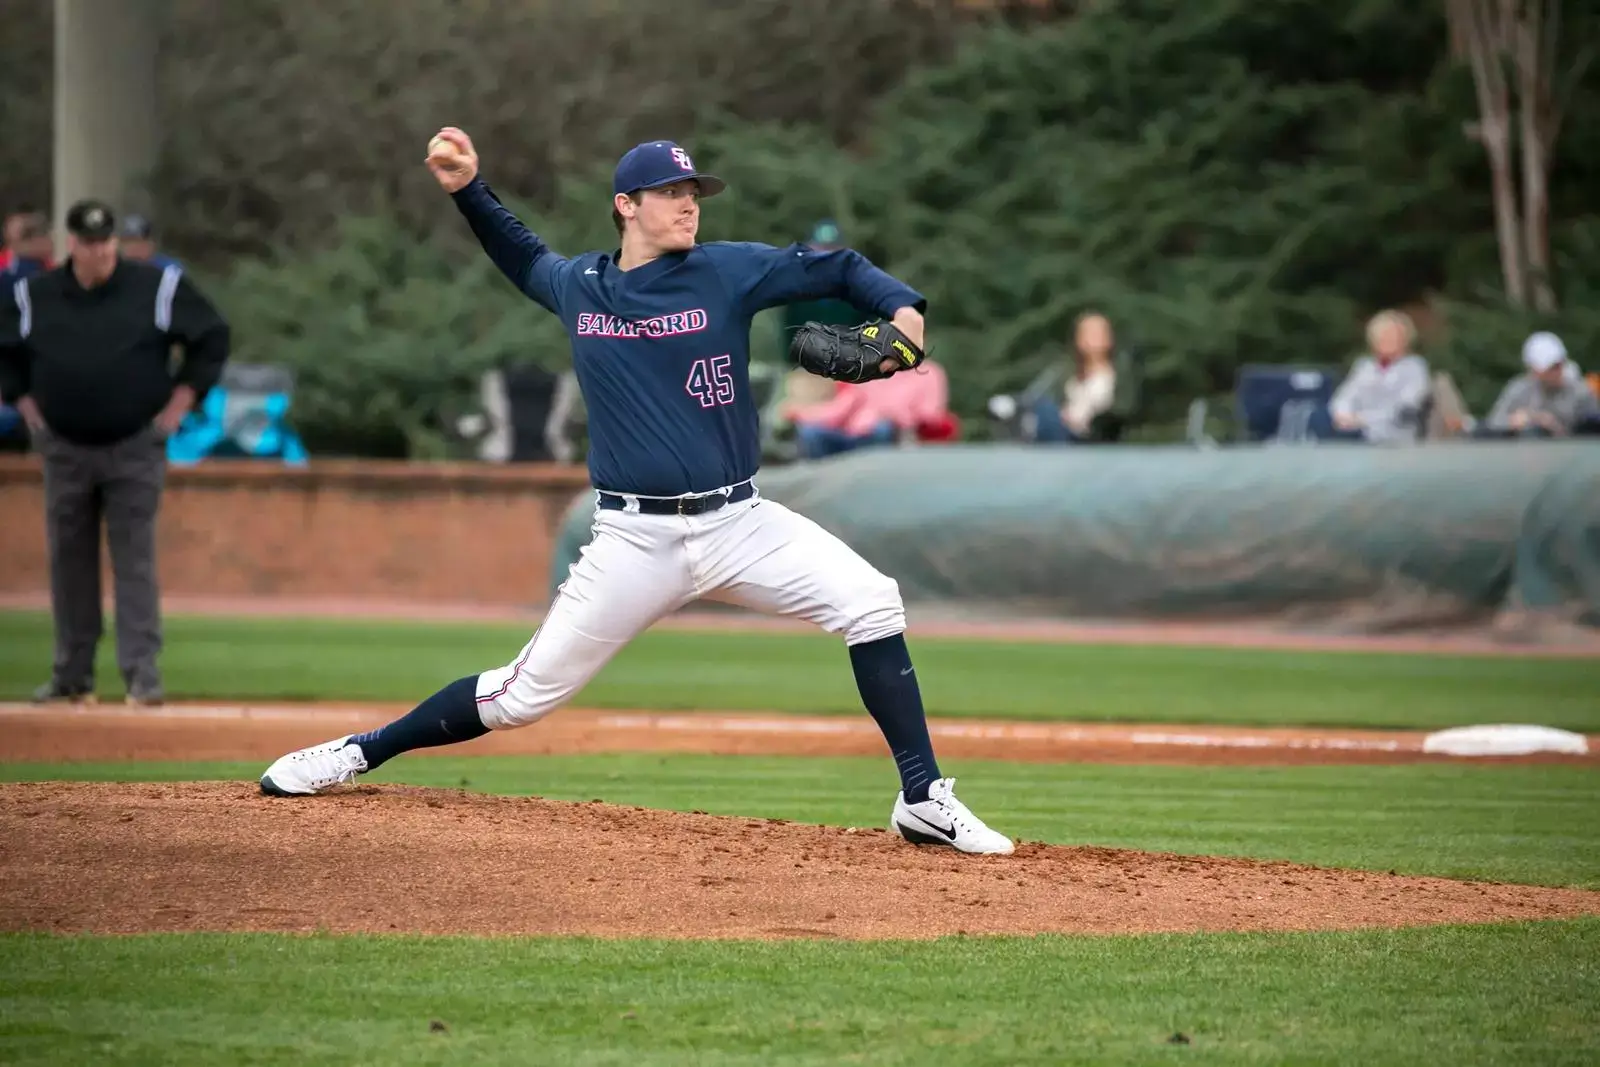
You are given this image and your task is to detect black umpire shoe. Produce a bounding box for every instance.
[31,681,97,705]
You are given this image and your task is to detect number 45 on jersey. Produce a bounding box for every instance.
[685,355,735,408]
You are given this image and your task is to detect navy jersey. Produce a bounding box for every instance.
[452,179,925,496]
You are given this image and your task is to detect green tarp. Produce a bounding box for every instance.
[549,442,1600,630]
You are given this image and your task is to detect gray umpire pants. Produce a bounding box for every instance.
[37,425,166,691]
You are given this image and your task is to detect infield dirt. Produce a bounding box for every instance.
[4,696,1595,941]
[3,780,1598,940]
[4,703,1597,767]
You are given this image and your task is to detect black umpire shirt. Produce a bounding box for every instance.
[0,258,230,446]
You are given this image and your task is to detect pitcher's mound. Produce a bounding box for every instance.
[3,782,1595,939]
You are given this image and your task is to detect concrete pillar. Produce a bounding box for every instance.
[52,0,162,254]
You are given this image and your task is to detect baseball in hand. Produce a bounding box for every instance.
[425,128,478,193]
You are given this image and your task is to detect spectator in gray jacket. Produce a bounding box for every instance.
[1485,332,1598,437]
[1329,310,1431,443]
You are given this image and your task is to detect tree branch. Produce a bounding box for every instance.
[1549,43,1595,150]
[1446,0,1526,306]
[1518,0,1555,310]
[1455,0,1510,137]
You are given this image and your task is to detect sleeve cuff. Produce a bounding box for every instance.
[451,177,494,204]
[879,294,927,318]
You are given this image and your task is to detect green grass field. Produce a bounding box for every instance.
[4,921,1597,1067]
[3,611,1597,1064]
[2,611,1596,729]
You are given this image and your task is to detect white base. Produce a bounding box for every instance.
[1421,723,1589,757]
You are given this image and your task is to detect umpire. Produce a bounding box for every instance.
[0,200,229,706]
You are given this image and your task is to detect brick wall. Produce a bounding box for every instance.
[0,457,591,606]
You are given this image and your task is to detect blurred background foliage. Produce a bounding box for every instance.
[3,0,1597,454]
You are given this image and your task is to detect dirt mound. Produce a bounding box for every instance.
[3,782,1595,939]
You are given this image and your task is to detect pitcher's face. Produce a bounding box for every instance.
[630,180,701,252]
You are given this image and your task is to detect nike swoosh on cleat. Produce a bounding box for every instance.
[900,811,958,841]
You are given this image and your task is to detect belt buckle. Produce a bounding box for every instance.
[679,490,727,516]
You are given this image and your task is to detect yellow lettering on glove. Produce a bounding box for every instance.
[891,340,918,365]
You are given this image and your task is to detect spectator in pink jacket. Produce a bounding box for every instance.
[785,362,952,459]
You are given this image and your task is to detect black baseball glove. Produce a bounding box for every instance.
[789,319,926,384]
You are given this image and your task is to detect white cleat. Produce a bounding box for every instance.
[890,777,1015,855]
[259,736,369,797]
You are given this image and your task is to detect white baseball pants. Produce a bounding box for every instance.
[474,492,905,729]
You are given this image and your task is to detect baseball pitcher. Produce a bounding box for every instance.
[258,130,1014,855]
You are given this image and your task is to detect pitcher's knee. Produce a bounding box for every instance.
[844,574,906,646]
[474,670,577,730]
[476,686,566,730]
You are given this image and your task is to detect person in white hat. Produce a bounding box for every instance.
[1484,332,1599,436]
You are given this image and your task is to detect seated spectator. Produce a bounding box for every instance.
[116,214,181,269]
[785,362,952,460]
[1483,332,1599,437]
[1030,312,1117,443]
[785,384,895,459]
[0,212,55,279]
[1327,310,1430,443]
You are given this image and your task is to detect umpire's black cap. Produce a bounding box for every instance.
[66,199,116,241]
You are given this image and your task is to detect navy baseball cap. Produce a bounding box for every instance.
[613,141,726,198]
[117,213,155,239]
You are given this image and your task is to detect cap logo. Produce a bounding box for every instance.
[86,208,106,228]
[670,146,694,172]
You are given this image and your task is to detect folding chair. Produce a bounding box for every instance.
[166,363,310,465]
[985,360,1065,442]
[1189,364,1342,447]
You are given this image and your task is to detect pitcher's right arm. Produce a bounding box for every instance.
[428,127,572,316]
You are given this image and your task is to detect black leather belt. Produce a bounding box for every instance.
[597,481,755,515]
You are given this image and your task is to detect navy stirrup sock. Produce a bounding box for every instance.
[348,676,487,771]
[849,634,941,804]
